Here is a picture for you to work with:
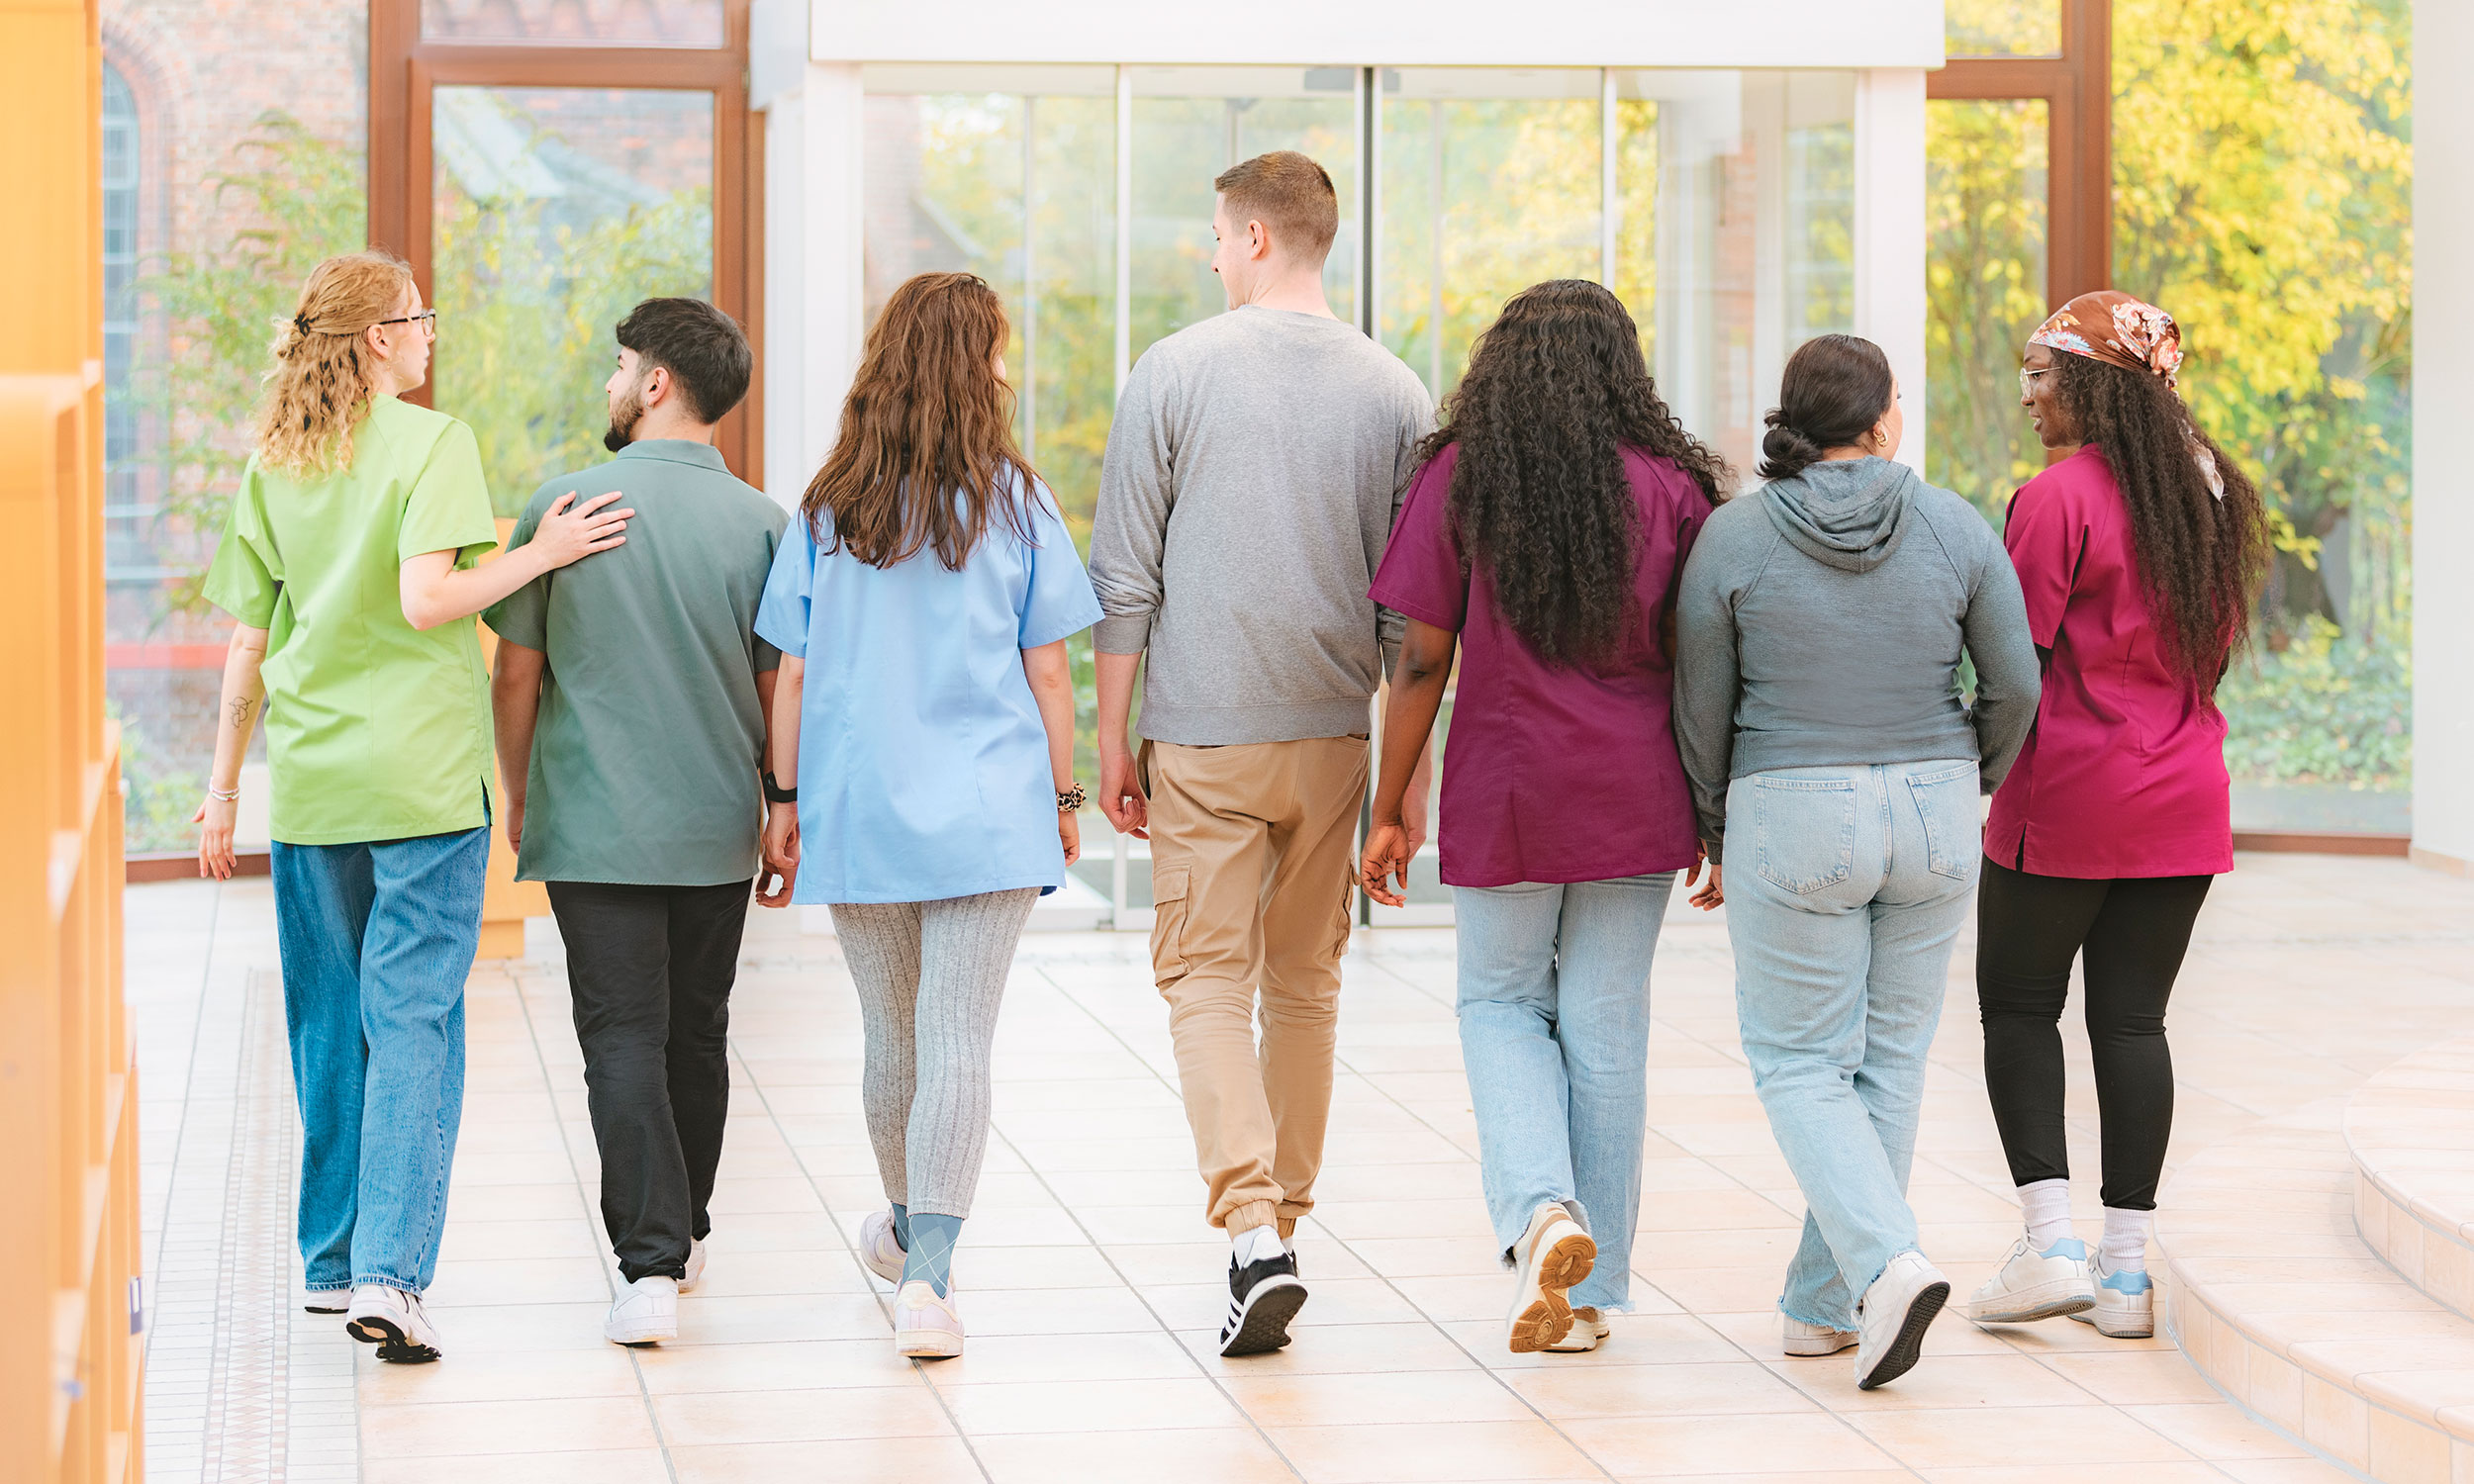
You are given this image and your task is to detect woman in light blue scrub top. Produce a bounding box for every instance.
[753,270,1100,1361]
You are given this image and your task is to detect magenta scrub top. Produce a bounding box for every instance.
[1985,444,2234,879]
[1370,442,1708,888]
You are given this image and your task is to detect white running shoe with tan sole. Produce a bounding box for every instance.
[1544,1305,1612,1352]
[1506,1203,1596,1354]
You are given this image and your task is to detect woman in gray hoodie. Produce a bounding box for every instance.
[1673,333,2040,1391]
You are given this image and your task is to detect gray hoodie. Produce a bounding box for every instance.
[1672,456,2041,860]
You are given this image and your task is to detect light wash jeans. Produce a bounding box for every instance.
[1453,874,1675,1313]
[270,822,489,1295]
[1723,760,1978,1330]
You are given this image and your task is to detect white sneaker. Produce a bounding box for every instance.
[344,1284,442,1363]
[680,1239,707,1294]
[1961,1235,2096,1325]
[859,1209,906,1285]
[1507,1203,1595,1354]
[604,1275,679,1346]
[301,1287,349,1315]
[1855,1250,1950,1390]
[2071,1255,2155,1338]
[893,1280,964,1358]
[1781,1314,1860,1356]
[1544,1305,1612,1352]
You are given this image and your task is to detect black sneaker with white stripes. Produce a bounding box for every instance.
[1217,1250,1308,1356]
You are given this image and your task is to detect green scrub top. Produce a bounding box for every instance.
[201,396,501,846]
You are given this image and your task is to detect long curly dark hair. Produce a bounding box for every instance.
[2050,352,2270,685]
[1417,279,1732,666]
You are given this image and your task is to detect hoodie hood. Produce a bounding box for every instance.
[1760,456,1919,573]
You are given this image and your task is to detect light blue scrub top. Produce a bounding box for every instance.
[754,478,1103,904]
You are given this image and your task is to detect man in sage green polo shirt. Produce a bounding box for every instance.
[486,298,789,1347]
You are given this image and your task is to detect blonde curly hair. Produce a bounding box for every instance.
[253,251,417,476]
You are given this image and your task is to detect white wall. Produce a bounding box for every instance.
[753,1,864,509]
[1854,69,1929,479]
[807,0,1942,70]
[2413,1,2472,870]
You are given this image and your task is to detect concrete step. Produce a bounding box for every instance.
[2346,1035,2474,1323]
[2155,1097,2474,1483]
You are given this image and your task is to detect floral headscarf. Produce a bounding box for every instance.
[2027,290,2222,499]
[2029,290,2185,389]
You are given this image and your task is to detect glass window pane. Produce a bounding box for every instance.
[421,0,723,46]
[431,86,714,514]
[1946,0,2061,58]
[1130,66,1360,363]
[1926,97,2048,519]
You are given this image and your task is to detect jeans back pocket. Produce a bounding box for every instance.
[1903,762,1982,881]
[1751,777,1858,895]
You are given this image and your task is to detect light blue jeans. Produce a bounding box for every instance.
[1453,874,1675,1313]
[1723,760,1978,1330]
[270,823,489,1295]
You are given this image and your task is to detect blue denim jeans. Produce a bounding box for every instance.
[1453,874,1674,1313]
[270,823,489,1295]
[1723,760,1978,1330]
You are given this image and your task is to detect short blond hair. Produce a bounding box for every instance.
[1214,150,1339,262]
[254,251,415,476]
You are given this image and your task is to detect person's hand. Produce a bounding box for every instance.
[1689,855,1724,911]
[1360,819,1412,908]
[1400,779,1431,861]
[1058,809,1082,868]
[759,799,801,909]
[530,491,633,570]
[755,856,797,908]
[1098,745,1148,839]
[195,794,238,880]
[503,796,524,856]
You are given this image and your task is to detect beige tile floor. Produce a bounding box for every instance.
[129,853,2474,1482]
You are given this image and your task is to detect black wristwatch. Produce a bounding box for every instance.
[763,771,798,804]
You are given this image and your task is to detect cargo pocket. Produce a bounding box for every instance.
[1150,864,1190,990]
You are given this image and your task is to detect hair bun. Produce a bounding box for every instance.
[1758,417,1827,482]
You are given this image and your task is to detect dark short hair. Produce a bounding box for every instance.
[1760,333,1894,481]
[1213,150,1339,260]
[615,297,751,424]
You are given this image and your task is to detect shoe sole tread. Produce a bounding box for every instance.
[1857,1279,1949,1390]
[1220,1275,1307,1357]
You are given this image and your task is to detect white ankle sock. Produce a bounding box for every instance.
[2019,1178,2074,1251]
[1233,1224,1285,1267]
[2101,1207,2153,1273]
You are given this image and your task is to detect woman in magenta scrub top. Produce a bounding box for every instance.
[1359,280,1727,1356]
[1960,292,2270,1343]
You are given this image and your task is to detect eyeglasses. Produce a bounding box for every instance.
[2019,365,2056,396]
[375,310,438,339]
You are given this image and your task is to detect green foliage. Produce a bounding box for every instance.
[1926,98,2051,520]
[2218,617,2411,787]
[110,701,212,853]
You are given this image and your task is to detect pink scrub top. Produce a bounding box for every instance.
[1370,442,1708,887]
[1985,444,2234,879]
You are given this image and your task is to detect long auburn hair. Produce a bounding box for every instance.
[803,272,1038,568]
[2050,353,2270,685]
[254,250,415,476]
[1418,279,1732,666]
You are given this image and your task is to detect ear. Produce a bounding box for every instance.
[1247,217,1273,260]
[640,363,670,408]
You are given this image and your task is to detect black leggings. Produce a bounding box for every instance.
[1975,860,2213,1211]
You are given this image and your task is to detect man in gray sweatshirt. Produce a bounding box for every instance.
[1089,150,1433,1358]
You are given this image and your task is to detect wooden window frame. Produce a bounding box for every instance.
[367,0,764,487]
[1929,0,2110,304]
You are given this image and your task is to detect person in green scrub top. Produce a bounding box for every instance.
[194,250,631,1363]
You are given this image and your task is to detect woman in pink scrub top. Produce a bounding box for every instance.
[1359,280,1726,1356]
[1960,292,2270,1344]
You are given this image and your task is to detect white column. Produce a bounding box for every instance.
[1852,67,1927,477]
[2413,0,2474,871]
[758,60,865,509]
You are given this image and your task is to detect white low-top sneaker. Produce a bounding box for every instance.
[1855,1250,1950,1390]
[2071,1256,2155,1338]
[604,1275,679,1346]
[1781,1315,1860,1356]
[680,1238,707,1294]
[1507,1203,1596,1354]
[893,1280,964,1358]
[1544,1305,1612,1352]
[859,1209,907,1286]
[344,1284,442,1363]
[1961,1235,2096,1325]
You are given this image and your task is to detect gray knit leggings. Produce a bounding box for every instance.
[828,888,1039,1220]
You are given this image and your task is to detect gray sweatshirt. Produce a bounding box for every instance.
[1089,307,1435,744]
[1673,456,2041,861]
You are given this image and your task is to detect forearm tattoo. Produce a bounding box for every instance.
[228,696,254,730]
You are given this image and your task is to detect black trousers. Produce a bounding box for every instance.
[547,880,752,1282]
[1975,860,2213,1212]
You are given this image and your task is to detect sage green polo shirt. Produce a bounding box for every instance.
[201,397,500,845]
[484,440,788,886]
